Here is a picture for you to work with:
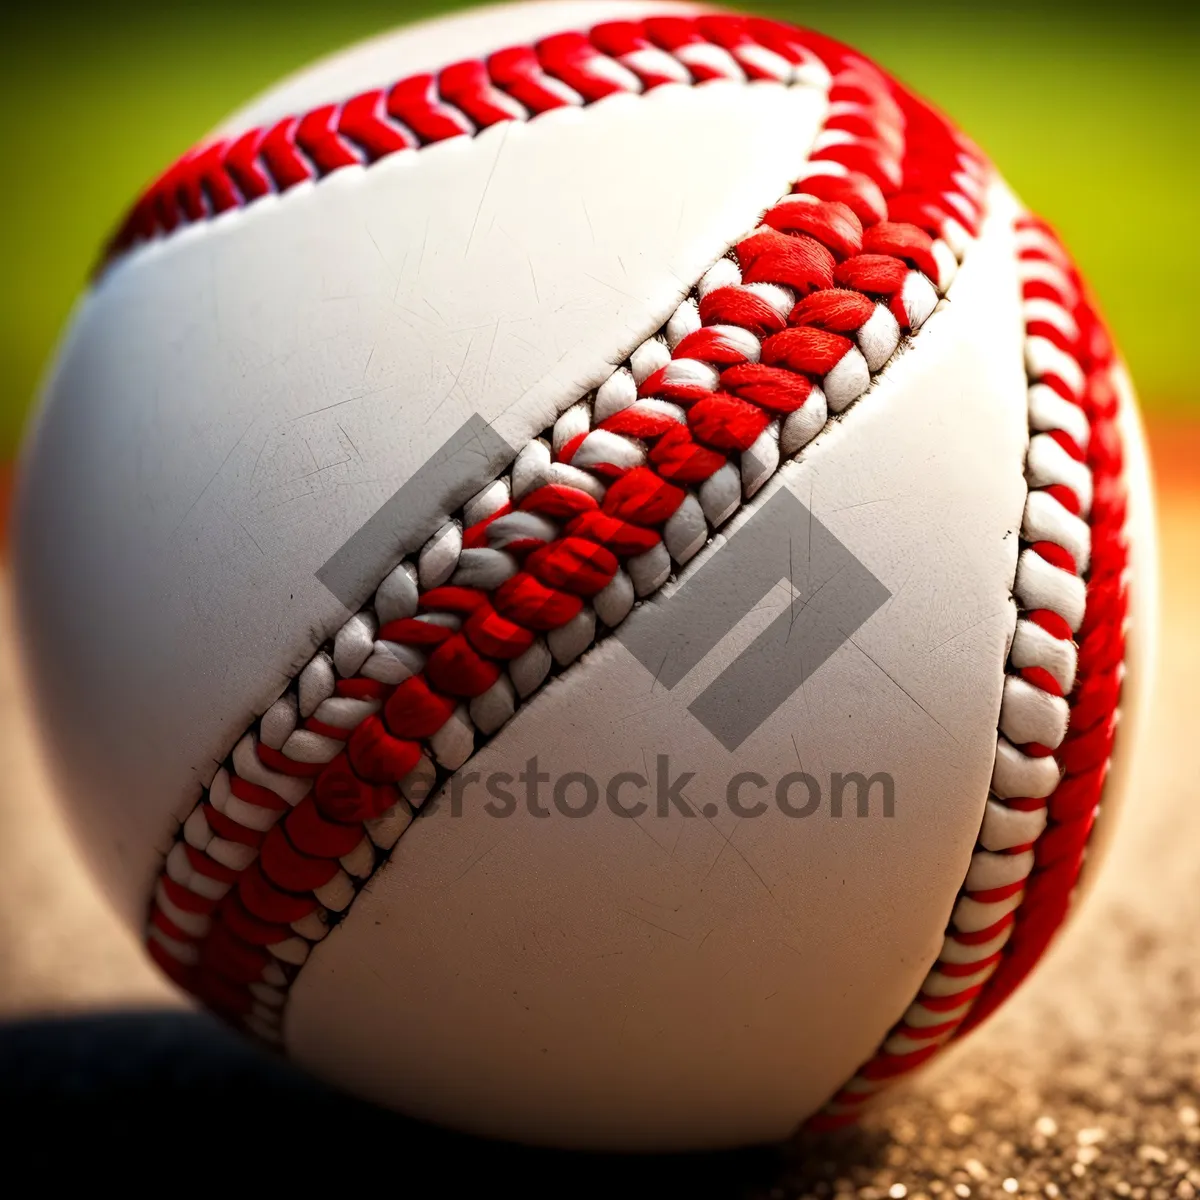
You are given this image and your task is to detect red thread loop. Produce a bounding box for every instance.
[688,395,771,451]
[425,633,503,697]
[349,715,423,783]
[760,196,863,259]
[314,755,395,823]
[488,45,582,112]
[762,326,853,376]
[337,90,414,160]
[602,467,685,525]
[736,228,836,294]
[387,75,474,143]
[295,105,361,173]
[493,573,584,630]
[698,286,787,337]
[526,537,619,596]
[834,253,909,296]
[384,678,458,740]
[720,364,813,414]
[648,426,729,484]
[789,288,876,332]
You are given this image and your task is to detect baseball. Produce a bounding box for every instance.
[12,0,1155,1150]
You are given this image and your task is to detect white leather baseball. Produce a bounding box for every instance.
[12,0,1154,1149]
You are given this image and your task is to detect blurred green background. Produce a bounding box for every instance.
[2,0,1197,459]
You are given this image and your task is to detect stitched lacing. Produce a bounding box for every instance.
[131,16,1122,1122]
[810,214,1131,1128]
[107,16,960,262]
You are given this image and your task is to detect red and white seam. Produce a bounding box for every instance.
[808,215,1131,1130]
[104,17,837,263]
[128,16,994,1051]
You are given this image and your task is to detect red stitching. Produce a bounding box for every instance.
[807,215,1132,1131]
[131,14,1118,1122]
[137,7,972,1028]
[101,15,881,266]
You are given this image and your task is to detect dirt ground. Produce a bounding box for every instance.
[0,425,1196,1193]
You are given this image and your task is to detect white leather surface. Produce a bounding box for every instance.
[283,182,1031,1149]
[13,19,827,925]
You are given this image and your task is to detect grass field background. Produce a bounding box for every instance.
[1,0,1198,460]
